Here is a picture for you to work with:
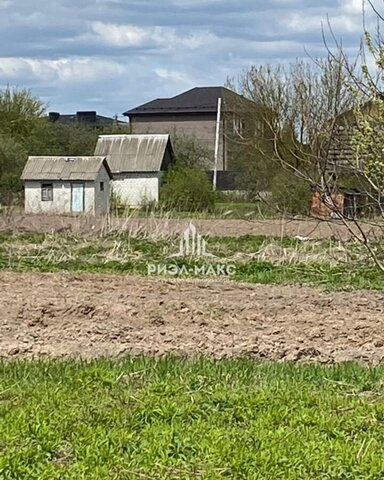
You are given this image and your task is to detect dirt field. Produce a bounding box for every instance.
[1,272,383,363]
[1,213,383,240]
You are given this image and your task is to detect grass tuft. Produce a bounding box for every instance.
[0,231,383,290]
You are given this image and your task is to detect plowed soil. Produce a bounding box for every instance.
[1,272,383,363]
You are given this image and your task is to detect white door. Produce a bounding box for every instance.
[71,183,84,212]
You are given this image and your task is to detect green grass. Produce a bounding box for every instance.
[113,200,275,219]
[214,201,273,218]
[0,231,383,290]
[2,358,384,479]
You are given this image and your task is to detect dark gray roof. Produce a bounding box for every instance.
[21,156,112,181]
[124,86,243,116]
[48,111,127,126]
[94,134,173,173]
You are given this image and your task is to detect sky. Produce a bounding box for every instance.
[0,0,373,118]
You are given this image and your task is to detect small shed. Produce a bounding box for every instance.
[311,186,366,219]
[94,134,174,206]
[21,156,112,215]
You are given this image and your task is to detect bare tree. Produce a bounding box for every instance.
[322,0,384,269]
[230,56,353,209]
[232,45,384,270]
[237,55,357,180]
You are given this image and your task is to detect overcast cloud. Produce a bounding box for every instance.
[0,0,373,117]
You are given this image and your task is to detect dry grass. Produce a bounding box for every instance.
[3,234,149,265]
[0,231,383,289]
[1,210,383,242]
[251,238,354,266]
[2,230,359,268]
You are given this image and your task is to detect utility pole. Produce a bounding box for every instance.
[213,97,222,191]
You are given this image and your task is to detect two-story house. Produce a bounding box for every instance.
[123,86,261,177]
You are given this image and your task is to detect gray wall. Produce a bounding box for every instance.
[94,164,111,214]
[130,114,225,170]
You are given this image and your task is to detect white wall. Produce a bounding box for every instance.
[112,172,162,207]
[25,181,70,214]
[24,180,101,215]
[84,182,95,214]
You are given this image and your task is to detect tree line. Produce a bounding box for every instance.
[0,88,129,204]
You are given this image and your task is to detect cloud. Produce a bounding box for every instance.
[0,0,371,116]
[285,12,360,34]
[340,0,364,15]
[90,22,148,47]
[154,68,191,82]
[0,57,126,83]
[87,21,217,51]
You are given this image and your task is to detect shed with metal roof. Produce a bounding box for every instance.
[94,134,174,207]
[21,156,112,215]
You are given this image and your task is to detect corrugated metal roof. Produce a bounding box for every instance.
[94,134,172,173]
[21,156,112,181]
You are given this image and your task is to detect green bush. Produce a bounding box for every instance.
[0,135,27,203]
[171,134,211,169]
[160,165,215,212]
[270,171,310,215]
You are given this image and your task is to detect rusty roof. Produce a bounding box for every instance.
[94,134,173,173]
[21,156,112,181]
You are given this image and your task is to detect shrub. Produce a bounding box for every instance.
[160,165,215,212]
[172,134,211,169]
[0,135,27,203]
[270,171,310,215]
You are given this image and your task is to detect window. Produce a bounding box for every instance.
[233,116,245,136]
[100,182,104,192]
[41,183,53,202]
[255,119,264,136]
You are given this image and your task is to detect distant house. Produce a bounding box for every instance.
[21,156,112,215]
[328,102,384,170]
[123,86,259,172]
[94,134,174,206]
[48,111,126,127]
[312,102,378,219]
